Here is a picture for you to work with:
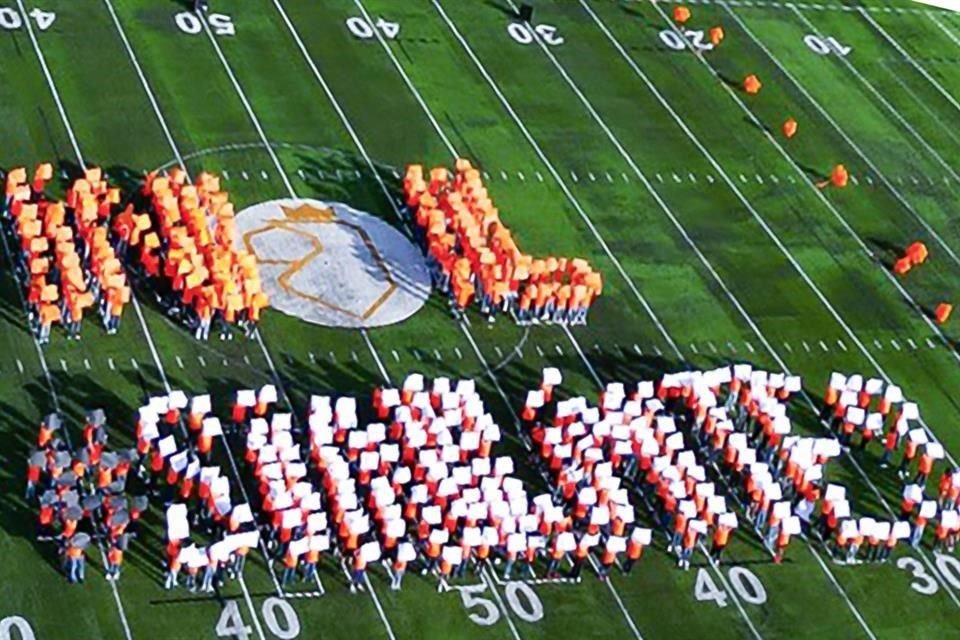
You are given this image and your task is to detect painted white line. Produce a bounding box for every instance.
[713,4,960,454]
[585,556,645,640]
[787,7,960,270]
[430,0,682,357]
[585,1,924,628]
[479,566,523,640]
[862,10,960,123]
[363,574,399,640]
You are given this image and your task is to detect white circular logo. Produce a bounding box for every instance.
[234,198,430,328]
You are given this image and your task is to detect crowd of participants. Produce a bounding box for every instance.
[4,166,130,342]
[3,164,266,345]
[521,365,960,568]
[28,367,960,590]
[118,168,267,341]
[27,410,145,583]
[403,161,602,325]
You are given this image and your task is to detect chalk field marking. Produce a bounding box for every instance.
[12,0,138,636]
[676,0,960,606]
[581,0,920,629]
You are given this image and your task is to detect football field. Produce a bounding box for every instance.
[3,0,960,638]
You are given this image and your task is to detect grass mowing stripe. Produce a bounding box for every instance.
[859,8,960,120]
[635,0,960,608]
[429,0,686,362]
[790,8,960,187]
[718,6,960,378]
[736,5,960,271]
[580,0,960,620]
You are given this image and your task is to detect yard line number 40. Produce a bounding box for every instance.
[216,598,300,640]
[0,8,55,31]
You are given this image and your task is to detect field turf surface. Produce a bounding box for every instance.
[2,0,960,638]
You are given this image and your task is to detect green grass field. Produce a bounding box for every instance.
[2,0,960,637]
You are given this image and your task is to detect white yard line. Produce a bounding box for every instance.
[189,13,400,636]
[427,0,683,359]
[580,0,958,625]
[859,9,960,119]
[11,1,136,636]
[479,565,523,640]
[636,0,960,606]
[805,544,877,640]
[790,8,960,199]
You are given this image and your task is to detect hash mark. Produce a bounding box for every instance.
[745,341,755,353]
[633,344,643,355]
[131,358,139,370]
[907,338,917,350]
[819,340,829,352]
[926,338,936,349]
[653,345,663,356]
[874,339,883,351]
[60,359,67,372]
[727,341,737,353]
[837,339,847,351]
[176,356,184,368]
[108,358,115,370]
[433,349,442,361]
[783,341,792,352]
[198,356,206,367]
[392,350,399,362]
[708,341,717,353]
[84,359,91,370]
[555,344,564,355]
[454,347,463,360]
[16,359,23,374]
[536,344,545,357]
[891,339,901,351]
[802,340,811,352]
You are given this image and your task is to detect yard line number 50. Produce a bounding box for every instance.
[174,12,235,37]
[216,598,300,640]
[458,582,544,626]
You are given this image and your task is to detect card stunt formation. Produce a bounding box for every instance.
[4,0,960,638]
